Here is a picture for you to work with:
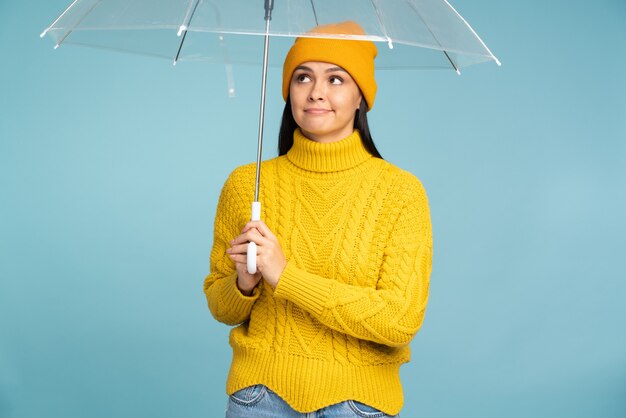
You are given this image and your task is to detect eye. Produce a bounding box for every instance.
[295,73,311,83]
[329,75,344,85]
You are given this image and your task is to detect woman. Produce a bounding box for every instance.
[204,21,432,417]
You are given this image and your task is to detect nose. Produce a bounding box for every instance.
[308,79,325,102]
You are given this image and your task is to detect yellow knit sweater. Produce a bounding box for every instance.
[204,129,432,415]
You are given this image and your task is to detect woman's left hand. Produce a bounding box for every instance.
[227,220,287,288]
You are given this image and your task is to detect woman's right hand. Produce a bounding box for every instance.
[227,228,263,296]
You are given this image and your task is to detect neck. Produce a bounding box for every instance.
[286,129,372,173]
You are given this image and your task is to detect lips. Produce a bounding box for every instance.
[304,108,332,114]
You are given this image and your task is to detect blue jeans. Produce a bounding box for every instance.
[226,385,398,418]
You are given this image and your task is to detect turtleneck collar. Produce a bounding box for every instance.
[286,129,373,173]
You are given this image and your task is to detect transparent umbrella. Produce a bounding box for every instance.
[41,0,500,272]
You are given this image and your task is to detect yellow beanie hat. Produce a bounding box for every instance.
[282,21,378,111]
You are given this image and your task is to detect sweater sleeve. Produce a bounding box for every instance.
[273,176,432,348]
[204,166,260,326]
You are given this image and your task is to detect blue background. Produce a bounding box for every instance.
[1,1,625,417]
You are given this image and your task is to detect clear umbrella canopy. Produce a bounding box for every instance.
[41,0,500,72]
[41,0,500,273]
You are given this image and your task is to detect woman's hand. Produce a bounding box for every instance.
[228,238,262,296]
[227,220,287,291]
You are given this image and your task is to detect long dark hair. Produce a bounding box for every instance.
[278,96,383,159]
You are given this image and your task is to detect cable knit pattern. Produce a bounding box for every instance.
[204,129,432,415]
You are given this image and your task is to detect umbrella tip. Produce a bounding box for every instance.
[495,58,502,66]
[177,25,187,37]
[39,29,48,38]
[456,69,461,75]
[53,44,60,50]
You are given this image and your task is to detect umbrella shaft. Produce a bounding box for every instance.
[255,15,271,202]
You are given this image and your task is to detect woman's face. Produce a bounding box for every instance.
[289,61,362,144]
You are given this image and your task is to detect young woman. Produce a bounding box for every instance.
[204,21,432,418]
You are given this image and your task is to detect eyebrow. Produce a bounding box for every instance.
[294,65,347,73]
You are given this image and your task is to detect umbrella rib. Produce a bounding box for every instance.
[49,0,103,49]
[174,32,189,65]
[174,0,202,65]
[40,0,81,38]
[218,35,236,97]
[406,0,460,74]
[441,0,501,66]
[370,0,393,49]
[309,0,319,26]
[178,0,202,36]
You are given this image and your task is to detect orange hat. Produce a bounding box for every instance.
[282,21,378,110]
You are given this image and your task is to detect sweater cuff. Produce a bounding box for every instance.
[274,260,333,316]
[221,272,260,310]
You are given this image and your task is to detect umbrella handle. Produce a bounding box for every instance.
[246,201,261,274]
